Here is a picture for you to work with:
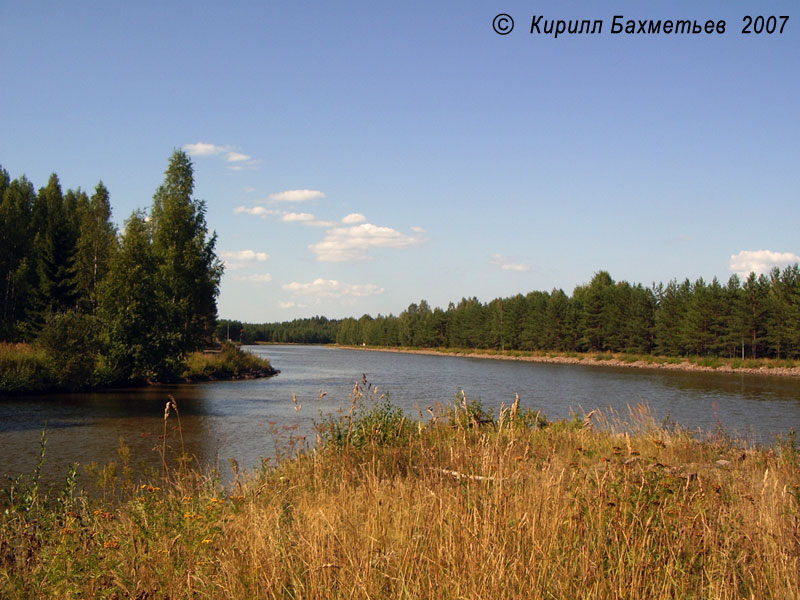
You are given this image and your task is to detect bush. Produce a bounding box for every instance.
[445,390,494,428]
[36,311,104,390]
[183,342,275,380]
[317,377,410,449]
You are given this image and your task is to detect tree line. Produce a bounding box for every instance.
[230,268,800,359]
[0,151,223,388]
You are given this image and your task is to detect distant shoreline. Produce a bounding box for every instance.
[338,345,800,378]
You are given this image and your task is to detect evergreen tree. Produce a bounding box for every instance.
[543,289,570,351]
[623,284,656,354]
[654,279,690,355]
[99,211,172,380]
[0,175,36,340]
[150,150,223,355]
[73,182,117,310]
[739,272,769,358]
[25,174,78,337]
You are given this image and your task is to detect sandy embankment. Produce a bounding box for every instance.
[342,346,800,378]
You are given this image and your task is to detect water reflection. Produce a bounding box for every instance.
[1,345,798,486]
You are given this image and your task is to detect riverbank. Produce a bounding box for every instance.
[0,342,278,394]
[2,389,798,599]
[341,345,800,378]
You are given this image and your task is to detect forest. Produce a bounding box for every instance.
[223,267,800,359]
[0,151,223,389]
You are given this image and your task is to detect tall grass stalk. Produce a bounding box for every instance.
[1,388,798,599]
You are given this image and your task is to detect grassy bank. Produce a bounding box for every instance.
[0,342,277,394]
[2,384,798,599]
[0,343,57,393]
[342,345,800,377]
[182,342,278,381]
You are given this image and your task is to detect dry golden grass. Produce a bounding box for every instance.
[2,395,799,599]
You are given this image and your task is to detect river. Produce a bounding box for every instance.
[1,345,799,485]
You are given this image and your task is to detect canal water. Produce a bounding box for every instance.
[1,345,798,484]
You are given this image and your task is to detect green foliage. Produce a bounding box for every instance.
[36,311,105,390]
[183,343,275,380]
[0,155,227,390]
[317,378,409,449]
[100,211,175,381]
[150,150,223,353]
[250,262,800,363]
[72,182,117,311]
[0,343,54,393]
[444,390,494,428]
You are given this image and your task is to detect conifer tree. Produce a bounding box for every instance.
[0,173,36,340]
[100,211,170,380]
[150,150,223,357]
[73,182,117,310]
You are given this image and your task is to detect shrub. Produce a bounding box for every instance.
[317,377,410,449]
[36,311,105,390]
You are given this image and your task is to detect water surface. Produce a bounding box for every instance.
[2,345,798,484]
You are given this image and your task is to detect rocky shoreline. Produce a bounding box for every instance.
[344,346,800,378]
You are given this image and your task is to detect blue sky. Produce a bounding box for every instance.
[2,1,798,322]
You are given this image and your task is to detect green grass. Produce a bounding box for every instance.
[0,343,55,393]
[182,343,276,380]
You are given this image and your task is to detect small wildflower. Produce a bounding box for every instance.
[104,540,120,549]
[201,538,213,544]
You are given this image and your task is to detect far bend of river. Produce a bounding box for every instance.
[1,345,799,486]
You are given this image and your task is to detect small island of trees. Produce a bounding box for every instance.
[0,151,273,392]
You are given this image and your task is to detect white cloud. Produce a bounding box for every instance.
[342,213,366,224]
[279,301,309,309]
[221,250,269,262]
[183,142,227,156]
[220,249,270,270]
[309,223,423,262]
[282,278,385,298]
[232,273,272,283]
[729,250,800,276]
[227,162,259,172]
[234,206,278,217]
[183,142,258,170]
[411,226,426,233]
[244,187,256,194]
[489,253,530,272]
[282,212,316,223]
[268,189,326,203]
